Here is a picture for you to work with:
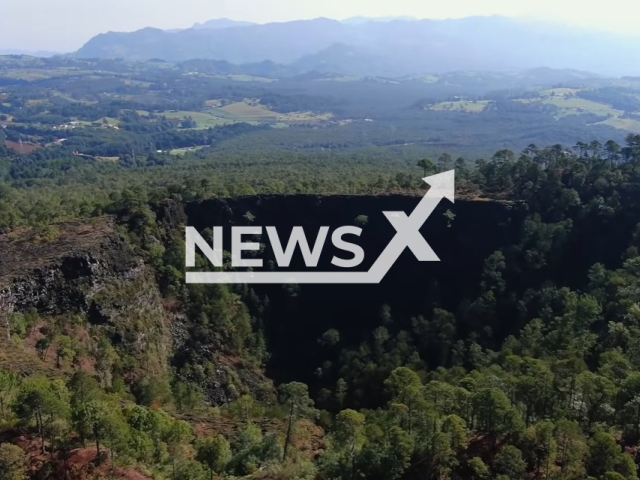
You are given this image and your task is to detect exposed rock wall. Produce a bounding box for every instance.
[0,217,172,377]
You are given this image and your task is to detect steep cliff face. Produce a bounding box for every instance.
[0,218,140,314]
[0,213,275,405]
[0,217,172,377]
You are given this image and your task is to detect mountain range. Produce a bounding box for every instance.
[73,16,640,77]
[0,49,61,57]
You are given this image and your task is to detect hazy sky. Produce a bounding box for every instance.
[2,0,638,52]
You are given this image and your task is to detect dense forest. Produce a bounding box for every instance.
[1,127,640,480]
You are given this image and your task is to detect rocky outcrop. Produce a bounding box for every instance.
[0,217,172,376]
[0,214,273,404]
[0,218,141,315]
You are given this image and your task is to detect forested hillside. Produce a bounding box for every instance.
[1,129,640,480]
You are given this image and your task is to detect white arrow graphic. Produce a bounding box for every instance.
[186,170,455,284]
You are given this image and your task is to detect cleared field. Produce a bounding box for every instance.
[211,74,276,83]
[157,101,331,127]
[160,111,236,128]
[170,146,207,156]
[283,111,333,121]
[213,99,332,123]
[219,101,278,119]
[26,99,48,107]
[100,117,121,125]
[430,100,490,113]
[5,140,42,154]
[77,117,121,127]
[123,79,153,87]
[51,92,97,104]
[513,88,626,119]
[598,117,640,133]
[2,68,94,81]
[540,88,582,97]
[543,97,623,118]
[410,75,439,84]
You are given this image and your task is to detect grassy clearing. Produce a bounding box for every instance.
[598,117,640,133]
[5,140,42,154]
[3,70,54,81]
[540,88,582,97]
[212,74,276,83]
[2,68,94,81]
[160,110,236,128]
[26,99,48,107]
[218,100,278,119]
[430,100,490,113]
[123,79,153,87]
[100,117,121,126]
[409,75,439,83]
[213,99,333,123]
[513,89,624,119]
[75,117,120,127]
[170,146,207,156]
[158,100,332,127]
[283,111,333,121]
[51,91,96,104]
[543,97,623,118]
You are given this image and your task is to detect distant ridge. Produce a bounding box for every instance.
[73,16,640,76]
[0,49,60,57]
[342,16,418,25]
[191,18,257,30]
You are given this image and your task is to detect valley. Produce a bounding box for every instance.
[2,56,640,162]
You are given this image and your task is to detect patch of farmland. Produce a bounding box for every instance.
[540,88,582,97]
[3,68,94,81]
[169,146,207,156]
[543,97,623,118]
[218,100,279,119]
[159,111,237,128]
[5,140,42,154]
[212,74,276,83]
[430,100,490,113]
[597,117,640,133]
[213,99,333,123]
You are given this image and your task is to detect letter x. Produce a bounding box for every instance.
[383,211,438,261]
